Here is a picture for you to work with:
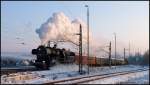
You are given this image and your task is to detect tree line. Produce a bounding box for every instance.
[127,49,149,65]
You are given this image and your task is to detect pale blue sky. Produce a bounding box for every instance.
[1,1,149,54]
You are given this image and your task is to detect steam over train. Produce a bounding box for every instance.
[31,44,128,70]
[31,44,75,70]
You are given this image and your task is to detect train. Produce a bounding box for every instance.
[75,55,128,66]
[31,44,128,70]
[31,44,75,70]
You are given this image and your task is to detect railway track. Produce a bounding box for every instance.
[44,68,149,84]
[1,66,37,75]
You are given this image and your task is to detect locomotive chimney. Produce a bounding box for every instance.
[48,41,50,47]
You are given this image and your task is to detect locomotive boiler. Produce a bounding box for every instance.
[31,44,75,70]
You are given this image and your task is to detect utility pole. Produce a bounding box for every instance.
[138,48,140,57]
[109,41,111,68]
[85,5,89,74]
[124,48,126,61]
[79,24,83,74]
[76,24,83,74]
[75,24,83,74]
[129,42,130,57]
[114,33,117,66]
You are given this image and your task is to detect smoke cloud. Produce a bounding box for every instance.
[36,12,90,45]
[36,12,108,57]
[36,12,95,54]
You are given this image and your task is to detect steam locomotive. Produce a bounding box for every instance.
[31,44,75,70]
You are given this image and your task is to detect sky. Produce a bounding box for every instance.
[1,1,149,55]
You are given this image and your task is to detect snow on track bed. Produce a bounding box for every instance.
[46,69,149,84]
[1,65,149,84]
[82,70,149,84]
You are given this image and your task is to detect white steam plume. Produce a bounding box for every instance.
[36,12,90,46]
[36,12,110,57]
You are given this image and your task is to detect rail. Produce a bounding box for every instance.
[43,68,149,84]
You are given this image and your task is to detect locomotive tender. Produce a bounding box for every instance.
[31,44,75,70]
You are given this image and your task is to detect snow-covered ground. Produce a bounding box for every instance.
[1,64,149,84]
[119,71,149,84]
[82,70,149,84]
[1,52,36,67]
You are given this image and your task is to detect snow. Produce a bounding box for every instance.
[1,52,36,67]
[1,64,149,84]
[119,71,149,84]
[82,70,149,84]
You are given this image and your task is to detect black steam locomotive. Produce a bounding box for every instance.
[31,44,75,70]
